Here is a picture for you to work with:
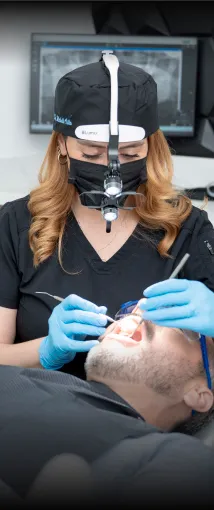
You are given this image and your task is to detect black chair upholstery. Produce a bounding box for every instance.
[175,408,214,447]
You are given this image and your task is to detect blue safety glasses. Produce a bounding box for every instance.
[115,300,212,391]
[199,335,212,390]
[115,300,139,320]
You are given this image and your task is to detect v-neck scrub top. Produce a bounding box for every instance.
[0,196,214,379]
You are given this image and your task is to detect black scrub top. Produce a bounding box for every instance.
[0,195,214,378]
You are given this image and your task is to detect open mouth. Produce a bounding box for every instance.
[132,329,142,342]
[102,317,145,347]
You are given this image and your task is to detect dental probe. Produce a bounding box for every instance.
[168,253,190,280]
[35,292,116,323]
[131,252,190,336]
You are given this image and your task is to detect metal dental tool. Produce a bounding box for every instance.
[130,252,191,336]
[168,253,190,280]
[35,292,116,323]
[36,291,64,302]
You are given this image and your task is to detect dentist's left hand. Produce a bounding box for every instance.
[139,279,214,337]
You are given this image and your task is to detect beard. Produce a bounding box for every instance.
[85,340,199,397]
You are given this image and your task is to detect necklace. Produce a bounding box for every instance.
[96,211,130,253]
[72,202,137,255]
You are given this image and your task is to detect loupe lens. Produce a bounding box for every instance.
[79,192,104,207]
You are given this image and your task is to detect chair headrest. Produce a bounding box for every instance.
[174,408,214,448]
[194,421,214,447]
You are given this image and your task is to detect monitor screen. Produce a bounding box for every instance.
[30,34,198,137]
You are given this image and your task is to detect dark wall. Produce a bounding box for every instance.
[92,1,214,158]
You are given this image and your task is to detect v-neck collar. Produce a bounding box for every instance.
[68,214,140,275]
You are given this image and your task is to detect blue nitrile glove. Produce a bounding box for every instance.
[39,294,107,370]
[139,279,214,337]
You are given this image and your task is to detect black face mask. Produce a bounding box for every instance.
[68,157,147,208]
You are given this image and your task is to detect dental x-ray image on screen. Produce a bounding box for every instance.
[30,35,197,137]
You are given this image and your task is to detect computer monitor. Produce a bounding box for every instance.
[30,34,198,137]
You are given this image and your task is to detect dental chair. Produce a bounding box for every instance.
[92,419,214,507]
[195,421,214,447]
[0,454,92,507]
[1,413,214,507]
[177,407,214,448]
[0,479,22,508]
[1,418,213,508]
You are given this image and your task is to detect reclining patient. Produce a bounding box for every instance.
[0,312,214,506]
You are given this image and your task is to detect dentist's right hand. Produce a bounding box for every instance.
[39,294,107,370]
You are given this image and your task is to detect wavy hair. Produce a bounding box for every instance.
[135,129,192,254]
[28,129,192,268]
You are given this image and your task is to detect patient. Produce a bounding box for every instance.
[0,313,214,506]
[86,311,214,430]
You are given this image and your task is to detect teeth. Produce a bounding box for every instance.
[118,316,142,337]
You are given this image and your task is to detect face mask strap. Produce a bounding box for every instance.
[64,139,76,185]
[64,138,69,158]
